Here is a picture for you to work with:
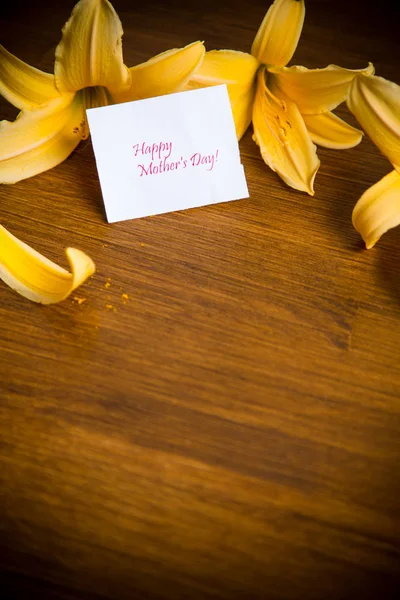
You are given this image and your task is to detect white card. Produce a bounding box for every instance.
[86,85,249,223]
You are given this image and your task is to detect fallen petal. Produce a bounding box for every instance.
[0,44,60,110]
[269,63,374,114]
[352,170,400,249]
[251,0,305,67]
[302,111,363,149]
[252,68,320,194]
[0,225,95,304]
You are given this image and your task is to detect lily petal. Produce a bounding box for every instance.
[112,41,205,103]
[0,44,60,110]
[0,225,95,304]
[0,94,86,184]
[186,49,259,86]
[228,83,258,140]
[348,74,400,173]
[251,0,305,67]
[352,170,400,249]
[185,49,259,139]
[302,111,363,149]
[252,68,319,194]
[54,0,130,95]
[268,63,375,114]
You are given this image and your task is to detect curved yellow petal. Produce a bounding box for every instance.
[228,84,257,140]
[252,68,319,194]
[185,49,259,139]
[54,0,130,95]
[268,63,375,114]
[0,44,60,110]
[302,111,363,149]
[352,170,400,249]
[112,41,205,103]
[0,94,86,184]
[251,0,305,67]
[348,74,400,173]
[0,225,95,304]
[186,49,259,86]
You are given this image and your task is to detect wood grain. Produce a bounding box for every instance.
[1,1,400,598]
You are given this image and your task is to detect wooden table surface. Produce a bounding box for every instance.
[1,1,400,598]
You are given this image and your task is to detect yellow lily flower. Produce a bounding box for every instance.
[0,225,95,304]
[0,0,205,184]
[348,73,400,248]
[185,0,374,195]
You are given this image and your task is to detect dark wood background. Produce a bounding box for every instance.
[1,1,400,598]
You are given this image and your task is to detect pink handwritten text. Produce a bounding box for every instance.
[190,150,219,172]
[138,157,187,177]
[133,142,220,177]
[132,141,172,162]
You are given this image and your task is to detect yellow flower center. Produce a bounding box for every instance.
[81,86,111,111]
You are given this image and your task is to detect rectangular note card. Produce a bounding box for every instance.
[86,85,249,223]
